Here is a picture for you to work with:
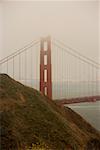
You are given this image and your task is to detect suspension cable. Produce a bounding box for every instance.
[53,41,99,69]
[53,38,100,67]
[0,40,39,65]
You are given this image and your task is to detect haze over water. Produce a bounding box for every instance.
[67,101,100,131]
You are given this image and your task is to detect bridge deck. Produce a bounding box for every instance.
[54,96,100,105]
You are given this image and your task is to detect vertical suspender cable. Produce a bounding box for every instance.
[69,56,70,98]
[0,64,1,73]
[75,58,77,98]
[61,47,64,98]
[96,67,98,96]
[37,45,39,90]
[19,53,21,81]
[67,55,69,98]
[31,48,33,87]
[82,62,84,97]
[67,58,69,98]
[89,64,91,96]
[87,64,89,97]
[61,48,63,98]
[25,49,27,85]
[83,63,86,97]
[92,64,94,96]
[13,56,14,78]
[56,46,58,99]
[57,46,58,98]
[7,58,8,75]
[80,61,82,97]
[65,53,67,99]
[36,45,38,90]
[62,48,64,98]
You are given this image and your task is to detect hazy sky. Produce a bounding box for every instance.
[0,0,100,99]
[0,0,99,62]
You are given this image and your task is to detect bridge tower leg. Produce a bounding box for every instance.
[40,36,52,99]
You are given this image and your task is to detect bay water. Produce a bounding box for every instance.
[66,101,100,131]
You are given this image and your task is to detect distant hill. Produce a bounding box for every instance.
[0,74,100,150]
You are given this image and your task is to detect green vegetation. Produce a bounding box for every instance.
[0,74,100,150]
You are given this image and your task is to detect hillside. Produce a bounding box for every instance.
[0,74,100,150]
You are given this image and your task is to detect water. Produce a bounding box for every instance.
[66,101,100,131]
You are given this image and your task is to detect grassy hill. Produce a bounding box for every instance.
[0,74,100,150]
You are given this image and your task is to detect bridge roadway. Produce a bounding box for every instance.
[54,96,100,106]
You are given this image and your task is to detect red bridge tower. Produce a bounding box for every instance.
[40,36,52,99]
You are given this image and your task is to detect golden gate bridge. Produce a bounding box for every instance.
[0,36,100,105]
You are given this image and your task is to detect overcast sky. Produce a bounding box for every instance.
[0,1,100,83]
[0,1,99,61]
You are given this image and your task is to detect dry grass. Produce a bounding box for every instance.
[0,74,100,150]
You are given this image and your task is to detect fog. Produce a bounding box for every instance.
[0,1,99,61]
[0,1,100,82]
